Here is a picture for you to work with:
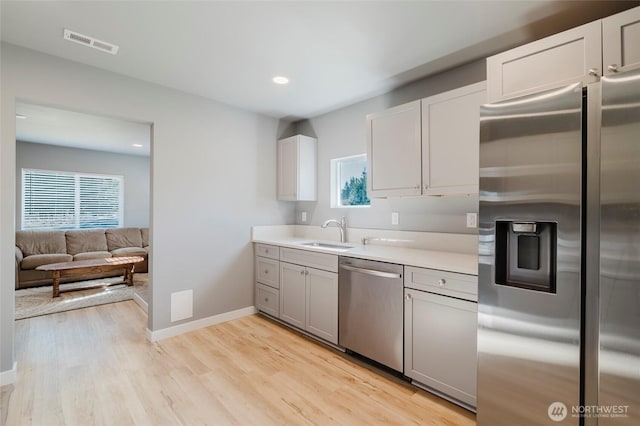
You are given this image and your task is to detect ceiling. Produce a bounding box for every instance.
[1,1,637,123]
[6,1,635,157]
[15,102,151,156]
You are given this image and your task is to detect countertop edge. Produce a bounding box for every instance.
[253,237,478,276]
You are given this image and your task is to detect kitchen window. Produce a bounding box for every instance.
[331,154,370,208]
[22,168,124,230]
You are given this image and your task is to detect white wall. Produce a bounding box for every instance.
[16,141,150,229]
[0,43,295,374]
[295,59,485,234]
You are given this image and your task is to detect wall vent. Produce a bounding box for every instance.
[63,29,119,55]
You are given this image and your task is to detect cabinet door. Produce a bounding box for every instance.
[404,289,477,408]
[256,283,279,317]
[277,137,299,201]
[487,21,601,102]
[367,100,422,197]
[422,82,486,195]
[603,6,640,76]
[279,262,306,328]
[305,268,338,344]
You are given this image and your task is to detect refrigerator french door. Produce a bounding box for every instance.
[598,69,640,426]
[477,69,640,426]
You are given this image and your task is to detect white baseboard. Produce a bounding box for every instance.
[146,306,257,342]
[133,293,148,313]
[0,362,17,386]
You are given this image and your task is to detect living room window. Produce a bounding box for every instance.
[330,154,371,208]
[22,169,124,230]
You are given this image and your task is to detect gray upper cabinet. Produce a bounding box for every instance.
[367,100,422,198]
[422,82,485,196]
[487,6,640,102]
[487,21,601,102]
[367,83,485,198]
[277,135,317,201]
[603,6,640,75]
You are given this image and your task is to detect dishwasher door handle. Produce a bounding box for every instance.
[340,264,402,279]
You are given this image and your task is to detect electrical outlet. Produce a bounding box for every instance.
[301,211,307,222]
[466,213,478,228]
[391,212,399,225]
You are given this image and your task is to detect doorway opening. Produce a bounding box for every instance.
[13,101,152,321]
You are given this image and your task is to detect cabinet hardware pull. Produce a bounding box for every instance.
[608,64,619,73]
[439,279,446,287]
[588,68,599,77]
[405,294,412,301]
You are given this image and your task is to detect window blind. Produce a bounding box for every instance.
[22,169,123,230]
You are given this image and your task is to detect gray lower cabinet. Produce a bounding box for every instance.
[255,244,281,317]
[255,283,279,317]
[279,262,306,329]
[404,287,478,408]
[279,261,338,344]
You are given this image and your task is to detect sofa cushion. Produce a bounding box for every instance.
[106,228,143,251]
[73,251,113,261]
[16,230,67,257]
[141,228,149,247]
[21,254,73,270]
[65,229,109,255]
[111,247,147,257]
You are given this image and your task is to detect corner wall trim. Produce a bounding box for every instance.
[145,306,257,342]
[133,293,148,314]
[0,362,18,386]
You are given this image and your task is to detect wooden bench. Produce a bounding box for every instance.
[36,256,144,298]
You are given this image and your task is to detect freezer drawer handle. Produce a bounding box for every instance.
[340,264,402,279]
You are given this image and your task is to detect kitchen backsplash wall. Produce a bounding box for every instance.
[294,59,485,234]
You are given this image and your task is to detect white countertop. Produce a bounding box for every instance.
[252,236,478,276]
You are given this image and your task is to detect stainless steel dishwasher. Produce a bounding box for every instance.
[338,257,404,372]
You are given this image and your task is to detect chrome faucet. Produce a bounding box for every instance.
[322,217,347,243]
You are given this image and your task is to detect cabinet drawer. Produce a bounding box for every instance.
[255,244,279,260]
[405,266,477,302]
[280,247,338,273]
[255,256,279,288]
[256,283,279,317]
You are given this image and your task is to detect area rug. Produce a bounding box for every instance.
[15,273,148,320]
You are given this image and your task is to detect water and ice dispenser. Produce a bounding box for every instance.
[495,221,557,293]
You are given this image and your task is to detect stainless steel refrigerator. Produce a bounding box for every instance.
[477,69,640,425]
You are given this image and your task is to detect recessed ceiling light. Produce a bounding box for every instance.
[132,144,144,148]
[272,76,289,85]
[16,114,27,119]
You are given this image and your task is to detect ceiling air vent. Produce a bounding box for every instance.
[63,29,119,55]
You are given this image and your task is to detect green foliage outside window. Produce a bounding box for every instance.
[341,170,370,206]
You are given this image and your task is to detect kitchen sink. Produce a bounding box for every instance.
[298,242,354,252]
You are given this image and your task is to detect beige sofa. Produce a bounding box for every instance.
[15,227,149,289]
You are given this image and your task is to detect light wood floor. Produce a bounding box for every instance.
[2,301,476,425]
